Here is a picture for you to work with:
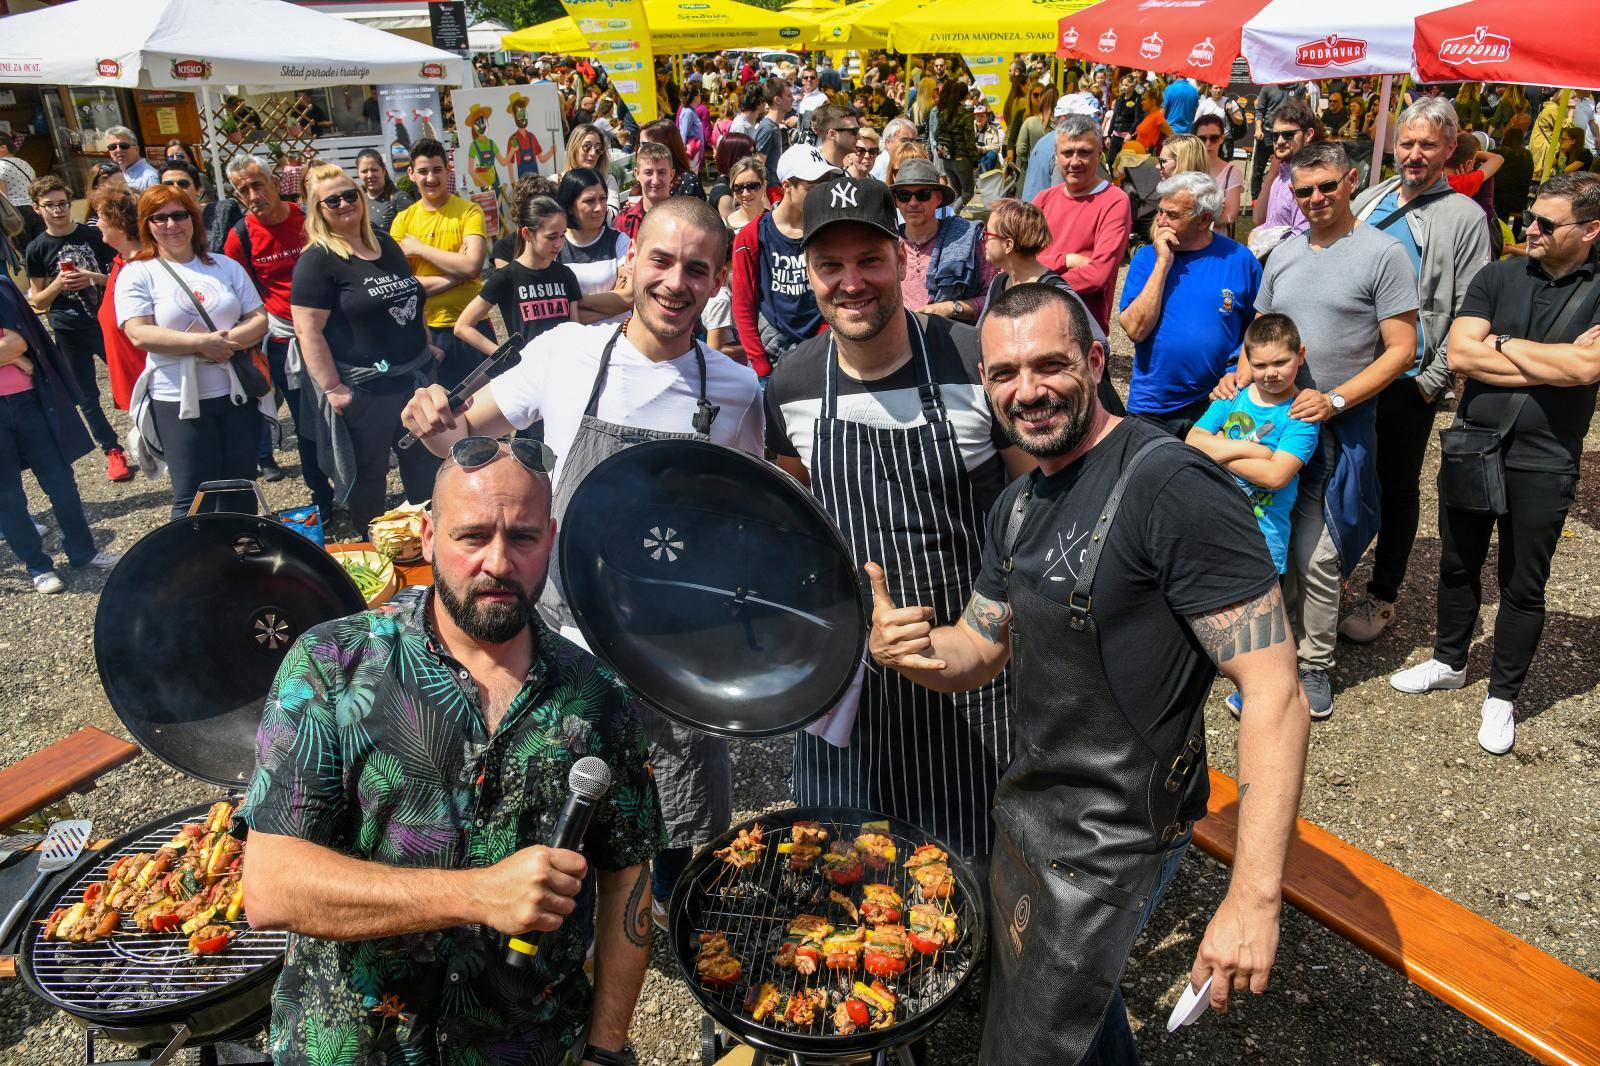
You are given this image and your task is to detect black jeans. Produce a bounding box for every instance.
[1249,137,1272,199]
[0,390,96,574]
[258,336,334,514]
[53,323,119,454]
[1134,395,1212,439]
[1368,377,1436,604]
[342,385,442,530]
[149,395,261,519]
[1434,469,1577,702]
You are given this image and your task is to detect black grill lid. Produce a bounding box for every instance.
[95,506,365,787]
[558,440,866,738]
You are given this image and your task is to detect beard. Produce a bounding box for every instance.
[1001,391,1094,458]
[820,286,898,342]
[436,572,545,644]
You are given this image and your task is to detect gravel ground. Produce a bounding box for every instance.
[3,269,1596,1064]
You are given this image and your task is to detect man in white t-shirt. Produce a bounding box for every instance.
[401,193,761,931]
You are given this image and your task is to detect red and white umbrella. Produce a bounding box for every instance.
[1055,0,1271,83]
[1239,0,1468,84]
[1414,0,1599,90]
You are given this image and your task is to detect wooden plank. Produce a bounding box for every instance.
[1194,768,1600,1066]
[0,728,140,830]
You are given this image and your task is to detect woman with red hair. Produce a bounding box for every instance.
[114,185,268,517]
[90,185,145,411]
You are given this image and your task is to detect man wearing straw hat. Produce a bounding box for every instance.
[500,91,554,183]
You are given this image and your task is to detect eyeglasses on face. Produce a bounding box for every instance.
[161,178,194,190]
[38,199,71,212]
[148,210,192,226]
[107,142,135,152]
[894,188,938,204]
[447,435,558,475]
[1291,177,1344,200]
[320,188,362,209]
[1270,128,1304,142]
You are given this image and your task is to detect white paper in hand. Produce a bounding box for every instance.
[1165,975,1214,1033]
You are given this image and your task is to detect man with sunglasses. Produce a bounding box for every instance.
[238,440,667,1066]
[223,154,334,506]
[732,145,840,377]
[401,195,762,932]
[1342,98,1492,646]
[1392,173,1600,754]
[812,105,861,173]
[1249,101,1317,238]
[161,160,246,257]
[1217,141,1418,719]
[104,126,158,193]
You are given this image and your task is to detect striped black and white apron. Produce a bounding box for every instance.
[791,312,1012,858]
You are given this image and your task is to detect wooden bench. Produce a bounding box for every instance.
[0,726,141,832]
[1195,769,1600,1066]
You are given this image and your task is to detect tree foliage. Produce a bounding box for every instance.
[467,0,565,36]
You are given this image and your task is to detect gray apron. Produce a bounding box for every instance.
[982,437,1207,1064]
[537,325,730,850]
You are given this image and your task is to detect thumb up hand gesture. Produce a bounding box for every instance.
[865,562,946,672]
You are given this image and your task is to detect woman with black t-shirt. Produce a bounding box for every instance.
[290,163,440,530]
[454,190,626,357]
[980,198,1124,415]
[555,168,632,308]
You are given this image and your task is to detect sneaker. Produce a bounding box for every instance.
[258,460,286,483]
[1339,594,1396,643]
[73,550,121,570]
[1478,696,1516,755]
[1390,658,1466,694]
[1225,691,1242,719]
[105,446,133,483]
[651,896,668,933]
[1299,667,1333,719]
[32,570,64,595]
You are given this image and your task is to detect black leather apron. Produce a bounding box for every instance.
[981,436,1207,1065]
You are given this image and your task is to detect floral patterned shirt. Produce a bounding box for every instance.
[236,589,666,1066]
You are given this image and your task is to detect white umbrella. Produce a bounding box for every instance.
[0,0,471,89]
[1240,0,1468,84]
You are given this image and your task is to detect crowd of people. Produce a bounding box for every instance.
[1,49,1597,1066]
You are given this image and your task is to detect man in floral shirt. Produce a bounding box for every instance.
[237,442,666,1066]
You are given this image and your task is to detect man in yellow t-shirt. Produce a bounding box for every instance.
[389,138,489,390]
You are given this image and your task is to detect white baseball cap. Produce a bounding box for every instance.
[1055,91,1104,121]
[777,144,842,183]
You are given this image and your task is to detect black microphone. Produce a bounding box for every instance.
[397,338,523,450]
[505,756,612,968]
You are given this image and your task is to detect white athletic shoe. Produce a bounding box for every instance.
[32,571,64,595]
[1389,658,1466,694]
[1478,697,1516,755]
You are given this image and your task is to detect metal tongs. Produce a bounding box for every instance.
[397,339,523,450]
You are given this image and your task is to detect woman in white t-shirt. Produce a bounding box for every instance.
[116,186,267,518]
[1194,113,1243,237]
[555,168,631,299]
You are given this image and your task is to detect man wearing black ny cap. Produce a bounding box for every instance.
[767,174,1034,860]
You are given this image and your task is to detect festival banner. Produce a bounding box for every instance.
[561,0,658,125]
[375,84,443,175]
[961,54,1010,113]
[448,83,565,236]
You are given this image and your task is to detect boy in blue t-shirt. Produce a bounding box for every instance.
[1186,313,1319,574]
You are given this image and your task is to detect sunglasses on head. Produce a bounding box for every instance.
[148,210,192,225]
[732,180,764,195]
[320,188,362,209]
[1291,177,1344,200]
[894,188,939,204]
[447,435,558,475]
[1524,210,1589,233]
[1270,128,1304,142]
[161,178,194,190]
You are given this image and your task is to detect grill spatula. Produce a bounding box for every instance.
[0,819,92,947]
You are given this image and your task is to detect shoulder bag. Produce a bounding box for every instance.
[153,256,271,398]
[1437,273,1599,514]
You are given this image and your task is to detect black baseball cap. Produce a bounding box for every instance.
[801,174,900,247]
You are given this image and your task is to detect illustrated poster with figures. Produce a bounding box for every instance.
[448,83,564,238]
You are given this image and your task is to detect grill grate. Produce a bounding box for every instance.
[672,808,983,1055]
[24,804,286,1016]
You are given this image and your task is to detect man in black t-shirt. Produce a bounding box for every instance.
[23,176,129,481]
[867,282,1309,1064]
[1392,172,1600,756]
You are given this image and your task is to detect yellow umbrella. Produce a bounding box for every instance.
[782,0,842,10]
[814,0,918,49]
[501,15,594,55]
[887,0,1097,54]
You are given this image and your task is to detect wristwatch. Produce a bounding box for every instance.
[1327,391,1347,412]
[1494,333,1512,352]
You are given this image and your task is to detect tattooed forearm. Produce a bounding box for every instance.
[1186,585,1289,665]
[961,592,1012,644]
[622,864,649,948]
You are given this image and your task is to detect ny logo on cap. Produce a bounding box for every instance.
[831,182,859,209]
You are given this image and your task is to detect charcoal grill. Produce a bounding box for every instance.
[669,807,986,1065]
[19,801,287,1055]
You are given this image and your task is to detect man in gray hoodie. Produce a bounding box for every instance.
[1342,97,1492,644]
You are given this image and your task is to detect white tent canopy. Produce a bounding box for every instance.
[0,0,472,89]
[1240,0,1467,84]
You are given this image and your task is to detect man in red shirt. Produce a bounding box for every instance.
[222,155,332,516]
[1031,114,1133,333]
